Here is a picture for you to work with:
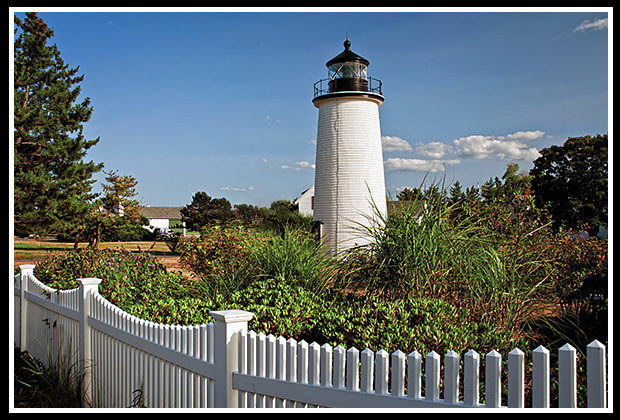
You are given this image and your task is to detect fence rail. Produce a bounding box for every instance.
[13,264,608,409]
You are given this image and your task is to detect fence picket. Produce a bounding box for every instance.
[309,342,321,386]
[334,345,346,389]
[391,350,405,397]
[266,334,276,408]
[361,348,374,393]
[375,349,389,395]
[285,338,296,408]
[256,332,266,407]
[296,340,308,408]
[320,343,333,388]
[275,336,287,408]
[347,347,360,392]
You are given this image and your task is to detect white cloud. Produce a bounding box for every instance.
[281,161,315,170]
[220,186,255,192]
[384,158,460,172]
[415,141,454,159]
[574,17,608,32]
[382,130,542,171]
[382,136,413,152]
[453,130,543,161]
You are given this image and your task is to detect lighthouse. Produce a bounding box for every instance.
[312,40,387,256]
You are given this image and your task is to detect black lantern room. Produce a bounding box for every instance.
[326,39,370,93]
[313,39,383,103]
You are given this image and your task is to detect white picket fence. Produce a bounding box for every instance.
[13,264,608,409]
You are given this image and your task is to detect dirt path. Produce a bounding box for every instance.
[153,255,196,279]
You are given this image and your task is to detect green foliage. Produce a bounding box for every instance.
[259,200,313,235]
[33,247,197,325]
[100,215,152,242]
[343,171,580,344]
[177,223,258,300]
[14,347,84,408]
[313,294,524,356]
[531,134,608,235]
[180,192,232,231]
[30,161,607,360]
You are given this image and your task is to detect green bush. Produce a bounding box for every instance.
[33,247,195,325]
[177,223,259,300]
[312,293,526,356]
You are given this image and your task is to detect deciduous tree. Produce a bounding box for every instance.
[531,134,608,235]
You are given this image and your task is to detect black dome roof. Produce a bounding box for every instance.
[325,40,370,67]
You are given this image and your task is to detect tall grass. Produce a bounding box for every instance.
[342,178,554,341]
[249,226,335,295]
[14,342,86,408]
[178,224,335,300]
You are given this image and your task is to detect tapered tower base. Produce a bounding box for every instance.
[313,93,387,256]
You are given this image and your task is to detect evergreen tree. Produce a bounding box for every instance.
[448,181,465,204]
[14,12,102,237]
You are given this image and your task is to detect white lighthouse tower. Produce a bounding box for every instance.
[312,40,387,256]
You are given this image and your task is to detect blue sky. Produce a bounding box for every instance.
[13,8,610,208]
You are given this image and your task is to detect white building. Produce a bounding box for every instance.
[294,185,315,217]
[139,206,184,235]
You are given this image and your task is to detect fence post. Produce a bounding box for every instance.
[76,277,101,407]
[210,309,254,408]
[463,349,479,406]
[587,340,607,408]
[485,350,502,408]
[558,343,577,408]
[18,264,36,352]
[532,345,550,408]
[444,350,460,404]
[508,348,525,408]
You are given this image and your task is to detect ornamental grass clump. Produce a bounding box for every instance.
[344,178,556,344]
[249,226,336,295]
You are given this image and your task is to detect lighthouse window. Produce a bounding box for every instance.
[328,62,368,80]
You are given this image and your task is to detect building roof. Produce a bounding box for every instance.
[139,206,183,220]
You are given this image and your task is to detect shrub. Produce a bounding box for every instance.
[33,247,194,324]
[177,223,259,300]
[312,293,526,357]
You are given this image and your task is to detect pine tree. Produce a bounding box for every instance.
[14,12,103,238]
